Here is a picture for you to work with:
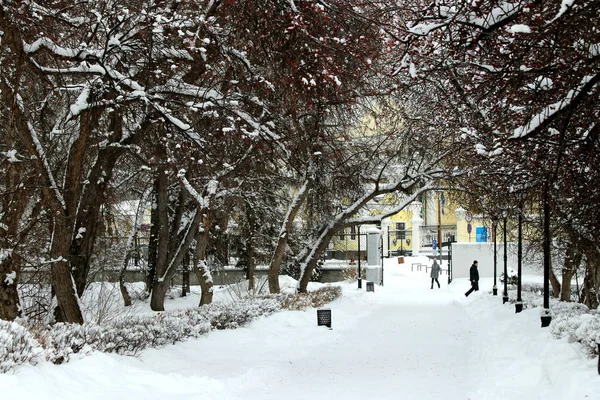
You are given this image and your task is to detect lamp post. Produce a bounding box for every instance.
[492,218,498,296]
[515,204,524,313]
[357,225,362,289]
[502,209,509,304]
[437,191,443,269]
[541,180,552,327]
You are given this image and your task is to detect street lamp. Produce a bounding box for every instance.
[515,203,524,313]
[436,190,443,270]
[502,209,509,304]
[541,180,552,327]
[357,225,362,289]
[492,218,498,296]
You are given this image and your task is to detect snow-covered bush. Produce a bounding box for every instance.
[0,320,44,372]
[341,265,366,283]
[1,287,342,372]
[500,286,598,357]
[278,286,342,310]
[42,312,213,364]
[203,298,281,329]
[500,268,518,285]
[550,312,600,358]
[43,297,282,363]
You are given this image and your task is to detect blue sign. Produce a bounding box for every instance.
[476,227,488,242]
[432,239,437,250]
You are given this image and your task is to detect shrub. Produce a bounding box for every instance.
[500,268,518,285]
[0,286,341,372]
[341,264,366,282]
[550,312,600,358]
[0,320,44,373]
[278,285,343,310]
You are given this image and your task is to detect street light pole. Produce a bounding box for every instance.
[437,191,442,268]
[502,211,509,304]
[515,205,524,313]
[492,219,498,296]
[541,180,552,327]
[357,225,362,289]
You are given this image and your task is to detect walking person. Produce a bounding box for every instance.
[430,258,441,289]
[464,260,479,297]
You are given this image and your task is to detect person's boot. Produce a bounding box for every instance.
[438,282,440,288]
[430,286,433,289]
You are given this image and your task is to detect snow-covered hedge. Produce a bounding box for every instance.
[276,286,343,310]
[0,320,44,373]
[550,312,600,358]
[0,286,343,372]
[43,297,282,364]
[501,286,599,358]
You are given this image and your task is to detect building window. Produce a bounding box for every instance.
[339,229,345,240]
[396,222,406,240]
[350,225,356,240]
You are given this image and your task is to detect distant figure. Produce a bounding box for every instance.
[465,260,479,297]
[430,259,441,289]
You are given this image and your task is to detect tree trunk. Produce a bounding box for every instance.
[50,221,84,324]
[119,270,132,307]
[70,146,125,296]
[150,281,170,311]
[182,251,190,297]
[0,255,21,321]
[298,228,337,293]
[150,200,204,310]
[549,268,561,299]
[581,258,600,309]
[0,156,30,321]
[560,248,581,302]
[245,202,256,292]
[150,169,170,311]
[268,180,310,294]
[193,213,214,306]
[146,180,160,293]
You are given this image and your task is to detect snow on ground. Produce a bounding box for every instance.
[2,256,599,399]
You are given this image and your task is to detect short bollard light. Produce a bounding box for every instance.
[541,309,552,328]
[317,308,332,329]
[366,281,375,292]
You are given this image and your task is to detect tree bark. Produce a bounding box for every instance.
[119,269,132,307]
[560,248,581,302]
[150,169,171,311]
[268,180,310,293]
[146,180,160,293]
[549,269,561,299]
[298,228,338,293]
[0,78,84,323]
[70,146,122,296]
[150,175,205,311]
[50,220,84,324]
[581,258,600,309]
[0,148,30,320]
[0,255,21,321]
[244,201,256,292]
[193,215,214,306]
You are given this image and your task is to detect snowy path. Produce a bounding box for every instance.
[2,257,599,399]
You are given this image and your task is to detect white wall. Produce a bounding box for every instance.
[451,242,542,279]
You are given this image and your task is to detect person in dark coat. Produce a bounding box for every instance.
[464,260,479,297]
[430,258,441,289]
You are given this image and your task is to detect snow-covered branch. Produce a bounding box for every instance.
[512,73,600,139]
